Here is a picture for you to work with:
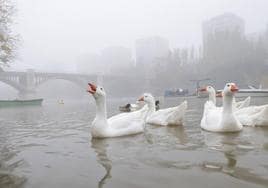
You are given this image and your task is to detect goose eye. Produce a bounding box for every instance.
[227,84,230,87]
[100,88,103,90]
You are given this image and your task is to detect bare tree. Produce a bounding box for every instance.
[0,0,17,68]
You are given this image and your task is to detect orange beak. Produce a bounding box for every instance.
[198,87,207,92]
[216,92,223,97]
[138,96,144,101]
[230,84,239,92]
[87,83,97,94]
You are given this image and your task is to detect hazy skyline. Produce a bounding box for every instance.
[11,0,268,72]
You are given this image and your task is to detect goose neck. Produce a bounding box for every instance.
[223,94,233,114]
[95,97,107,119]
[209,90,216,105]
[147,101,156,115]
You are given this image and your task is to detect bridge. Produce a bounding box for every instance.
[0,69,104,98]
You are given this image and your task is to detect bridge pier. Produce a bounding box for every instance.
[18,90,37,99]
[18,69,37,99]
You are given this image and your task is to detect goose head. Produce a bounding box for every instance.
[199,85,216,104]
[223,83,239,96]
[138,93,155,106]
[87,83,106,99]
[199,86,216,94]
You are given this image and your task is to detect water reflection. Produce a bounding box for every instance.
[202,131,268,186]
[143,124,154,144]
[259,127,268,151]
[0,146,26,188]
[218,134,238,174]
[143,124,189,146]
[0,97,267,188]
[91,139,112,188]
[0,120,26,188]
[166,125,188,144]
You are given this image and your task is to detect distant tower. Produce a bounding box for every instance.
[100,46,132,74]
[135,36,170,90]
[202,13,245,65]
[135,36,170,67]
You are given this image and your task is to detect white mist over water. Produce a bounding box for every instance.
[14,0,268,72]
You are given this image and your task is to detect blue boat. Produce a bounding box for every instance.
[164,88,189,97]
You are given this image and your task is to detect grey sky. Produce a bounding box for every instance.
[13,0,268,72]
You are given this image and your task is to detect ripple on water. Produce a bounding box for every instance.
[1,97,268,188]
[202,163,222,171]
[0,172,26,188]
[19,143,48,149]
[237,144,255,151]
[262,143,268,151]
[0,148,26,188]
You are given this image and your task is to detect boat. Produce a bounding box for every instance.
[0,98,43,108]
[234,88,268,97]
[164,88,189,97]
[58,99,64,104]
[198,85,268,98]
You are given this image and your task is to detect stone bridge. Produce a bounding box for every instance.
[0,69,145,98]
[0,70,105,98]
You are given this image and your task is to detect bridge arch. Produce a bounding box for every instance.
[35,76,90,90]
[34,78,91,99]
[0,71,99,97]
[0,78,25,92]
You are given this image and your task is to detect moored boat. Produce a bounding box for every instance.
[0,98,43,108]
[199,88,268,98]
[234,89,268,97]
[164,88,189,97]
[215,89,268,98]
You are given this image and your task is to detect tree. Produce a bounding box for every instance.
[0,0,17,67]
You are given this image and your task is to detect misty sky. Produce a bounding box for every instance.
[12,0,268,72]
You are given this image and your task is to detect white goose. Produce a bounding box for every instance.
[235,104,268,126]
[138,93,187,126]
[87,83,147,138]
[235,97,251,110]
[200,86,268,126]
[200,83,242,132]
[199,85,251,109]
[199,86,217,105]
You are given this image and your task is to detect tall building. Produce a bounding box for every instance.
[202,13,245,65]
[76,53,102,75]
[100,46,133,74]
[203,13,245,37]
[135,36,170,66]
[76,46,133,75]
[264,24,268,56]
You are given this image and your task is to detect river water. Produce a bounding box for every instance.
[0,96,268,188]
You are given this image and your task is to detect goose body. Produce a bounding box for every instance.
[199,85,268,126]
[235,96,251,109]
[139,94,187,126]
[200,83,242,132]
[235,104,268,126]
[88,83,147,138]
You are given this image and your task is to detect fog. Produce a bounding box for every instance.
[2,2,268,188]
[14,0,268,72]
[1,0,268,98]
